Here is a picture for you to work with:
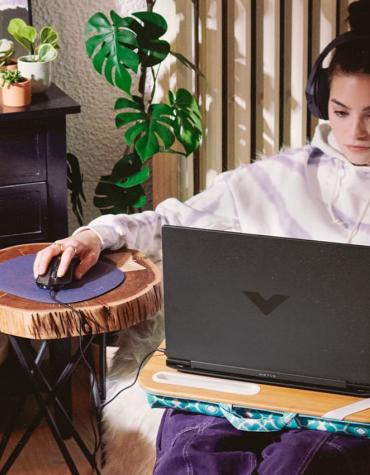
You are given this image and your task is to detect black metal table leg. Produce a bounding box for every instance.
[50,338,72,439]
[3,337,79,475]
[87,333,108,467]
[0,335,101,475]
[98,333,107,467]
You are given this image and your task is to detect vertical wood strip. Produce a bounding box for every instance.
[222,0,229,172]
[278,0,286,149]
[261,0,280,156]
[198,0,223,190]
[250,0,257,161]
[289,0,308,147]
[319,0,337,61]
[254,0,264,157]
[193,0,201,195]
[281,0,292,147]
[152,0,179,207]
[231,0,252,166]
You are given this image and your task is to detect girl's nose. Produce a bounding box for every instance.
[350,117,368,140]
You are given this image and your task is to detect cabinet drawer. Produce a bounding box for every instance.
[0,120,47,185]
[0,183,48,246]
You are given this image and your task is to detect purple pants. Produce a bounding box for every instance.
[154,409,370,474]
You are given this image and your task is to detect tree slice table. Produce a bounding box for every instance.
[0,243,162,339]
[0,243,162,474]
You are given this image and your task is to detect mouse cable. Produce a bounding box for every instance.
[49,289,102,475]
[100,346,165,410]
[48,290,166,463]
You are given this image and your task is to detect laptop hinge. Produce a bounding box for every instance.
[166,357,191,369]
[192,361,348,389]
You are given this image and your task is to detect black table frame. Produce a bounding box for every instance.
[0,333,107,474]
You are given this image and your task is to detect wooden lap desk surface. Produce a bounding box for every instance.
[0,243,162,339]
[140,346,370,424]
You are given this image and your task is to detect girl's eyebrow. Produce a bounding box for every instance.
[331,98,349,109]
[331,98,370,112]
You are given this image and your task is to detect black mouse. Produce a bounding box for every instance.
[36,255,80,290]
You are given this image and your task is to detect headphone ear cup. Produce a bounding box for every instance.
[307,68,330,120]
[315,68,330,120]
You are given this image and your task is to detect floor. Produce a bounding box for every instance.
[0,351,99,475]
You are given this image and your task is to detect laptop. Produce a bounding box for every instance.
[162,225,370,396]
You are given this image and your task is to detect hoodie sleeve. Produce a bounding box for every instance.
[74,168,239,261]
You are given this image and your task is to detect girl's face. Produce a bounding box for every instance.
[328,72,370,166]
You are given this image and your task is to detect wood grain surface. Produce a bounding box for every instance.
[139,346,370,424]
[0,243,162,340]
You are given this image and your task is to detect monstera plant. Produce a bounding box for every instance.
[85,2,203,214]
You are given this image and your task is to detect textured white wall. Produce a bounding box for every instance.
[31,0,146,231]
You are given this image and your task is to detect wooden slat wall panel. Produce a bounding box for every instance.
[198,0,223,190]
[152,0,353,205]
[290,0,309,147]
[228,0,252,168]
[261,0,281,156]
[152,0,196,207]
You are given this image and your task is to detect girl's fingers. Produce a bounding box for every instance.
[75,251,99,279]
[33,242,62,278]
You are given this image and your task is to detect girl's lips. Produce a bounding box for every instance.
[346,145,370,152]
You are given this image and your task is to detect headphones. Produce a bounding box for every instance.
[306,31,370,120]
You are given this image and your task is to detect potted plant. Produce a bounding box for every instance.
[85,5,203,215]
[1,68,31,107]
[0,39,17,70]
[7,18,59,94]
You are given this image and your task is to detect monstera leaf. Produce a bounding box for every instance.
[168,89,202,155]
[115,98,176,162]
[94,151,147,214]
[85,11,140,94]
[126,12,170,67]
[85,10,169,94]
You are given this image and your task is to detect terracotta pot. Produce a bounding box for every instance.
[0,61,18,104]
[0,59,17,72]
[2,78,31,107]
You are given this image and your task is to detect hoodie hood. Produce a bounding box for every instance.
[311,122,350,165]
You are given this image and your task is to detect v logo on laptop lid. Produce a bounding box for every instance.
[162,225,370,396]
[243,291,289,315]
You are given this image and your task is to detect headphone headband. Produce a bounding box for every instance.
[306,31,370,119]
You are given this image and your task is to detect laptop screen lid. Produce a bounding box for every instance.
[162,225,370,396]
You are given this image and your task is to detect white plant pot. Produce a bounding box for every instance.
[17,55,52,94]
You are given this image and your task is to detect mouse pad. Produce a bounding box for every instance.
[0,254,125,304]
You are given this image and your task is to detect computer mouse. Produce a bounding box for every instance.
[36,255,80,290]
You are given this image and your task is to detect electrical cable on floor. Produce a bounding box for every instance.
[49,288,166,474]
[49,289,102,475]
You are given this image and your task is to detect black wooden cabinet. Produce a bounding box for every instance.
[0,85,80,437]
[0,84,80,247]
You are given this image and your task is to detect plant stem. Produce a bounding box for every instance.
[139,0,156,107]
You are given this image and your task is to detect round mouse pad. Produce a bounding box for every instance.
[0,254,125,304]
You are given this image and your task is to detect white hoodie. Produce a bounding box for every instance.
[77,123,370,261]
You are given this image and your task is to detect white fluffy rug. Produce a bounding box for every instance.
[102,312,165,475]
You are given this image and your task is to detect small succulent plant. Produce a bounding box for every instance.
[0,68,25,87]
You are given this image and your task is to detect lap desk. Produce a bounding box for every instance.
[139,345,370,438]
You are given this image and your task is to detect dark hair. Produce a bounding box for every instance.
[328,0,370,80]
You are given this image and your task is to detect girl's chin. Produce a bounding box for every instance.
[346,155,370,166]
[343,148,370,166]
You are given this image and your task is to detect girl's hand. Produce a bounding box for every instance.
[33,230,102,280]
